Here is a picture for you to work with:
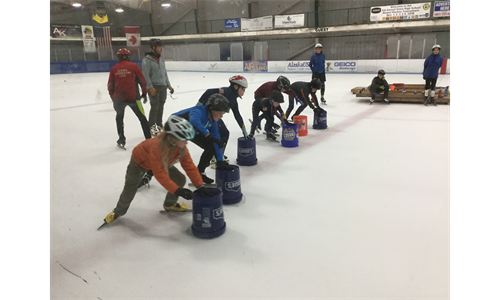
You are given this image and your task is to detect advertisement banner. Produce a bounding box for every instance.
[243,61,268,72]
[285,61,310,72]
[51,24,82,38]
[433,1,450,17]
[225,19,240,29]
[274,14,305,28]
[326,61,358,72]
[125,26,141,47]
[370,3,431,21]
[241,16,273,32]
[81,25,96,53]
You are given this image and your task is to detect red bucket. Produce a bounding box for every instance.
[292,115,307,136]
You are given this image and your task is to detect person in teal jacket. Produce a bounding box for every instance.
[173,94,233,184]
[309,43,326,104]
[142,38,174,136]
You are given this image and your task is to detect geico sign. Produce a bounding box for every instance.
[334,62,356,67]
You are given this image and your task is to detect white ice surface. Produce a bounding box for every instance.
[50,71,450,299]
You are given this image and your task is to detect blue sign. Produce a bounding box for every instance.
[243,61,268,72]
[225,19,240,29]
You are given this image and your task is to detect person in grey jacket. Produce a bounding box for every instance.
[142,38,174,136]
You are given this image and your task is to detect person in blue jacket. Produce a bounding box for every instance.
[309,43,327,104]
[174,94,233,184]
[423,44,444,106]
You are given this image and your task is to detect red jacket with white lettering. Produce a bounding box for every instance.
[107,60,147,101]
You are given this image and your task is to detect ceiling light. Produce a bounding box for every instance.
[115,8,124,12]
[161,3,171,7]
[72,3,82,7]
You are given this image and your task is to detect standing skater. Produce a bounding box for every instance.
[286,78,324,120]
[101,115,218,228]
[107,48,151,150]
[310,43,327,104]
[196,75,251,156]
[369,70,390,104]
[175,94,234,184]
[423,44,444,106]
[142,38,175,136]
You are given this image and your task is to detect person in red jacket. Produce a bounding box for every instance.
[101,115,218,227]
[107,48,151,150]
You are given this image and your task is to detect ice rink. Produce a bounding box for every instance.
[48,70,451,299]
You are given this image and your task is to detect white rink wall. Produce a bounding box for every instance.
[165,59,450,74]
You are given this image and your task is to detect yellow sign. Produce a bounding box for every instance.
[92,14,109,24]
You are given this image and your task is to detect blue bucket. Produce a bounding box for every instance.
[216,164,243,204]
[313,110,328,129]
[281,123,299,148]
[236,137,257,166]
[191,188,226,239]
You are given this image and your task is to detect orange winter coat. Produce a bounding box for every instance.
[132,137,203,194]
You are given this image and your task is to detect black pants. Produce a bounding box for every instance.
[370,86,388,99]
[217,119,229,153]
[312,72,326,97]
[190,132,217,173]
[425,78,438,91]
[113,100,151,144]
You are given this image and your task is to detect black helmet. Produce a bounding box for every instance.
[378,69,386,75]
[310,78,322,89]
[269,90,284,103]
[276,75,290,90]
[206,93,230,113]
[150,38,162,47]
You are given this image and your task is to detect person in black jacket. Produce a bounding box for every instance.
[249,90,292,141]
[369,70,390,104]
[286,78,324,119]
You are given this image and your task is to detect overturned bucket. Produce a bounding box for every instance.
[281,123,299,148]
[191,188,226,239]
[216,164,243,205]
[292,115,308,136]
[313,110,328,129]
[236,136,257,166]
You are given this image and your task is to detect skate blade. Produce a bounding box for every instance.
[188,182,217,188]
[117,144,126,150]
[160,209,192,213]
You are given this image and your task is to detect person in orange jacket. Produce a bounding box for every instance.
[107,48,151,150]
[102,115,218,227]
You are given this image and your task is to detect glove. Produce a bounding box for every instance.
[148,87,156,96]
[242,127,250,139]
[216,160,234,171]
[423,76,426,80]
[141,94,148,104]
[206,134,223,148]
[248,133,254,138]
[295,97,304,106]
[169,87,174,94]
[271,123,280,130]
[174,188,193,200]
[197,186,219,197]
[282,113,287,120]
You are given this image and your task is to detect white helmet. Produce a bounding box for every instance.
[315,43,323,48]
[164,115,195,141]
[432,44,441,50]
[229,75,248,88]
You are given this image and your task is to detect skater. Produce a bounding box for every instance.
[368,69,390,104]
[175,93,235,184]
[423,44,444,106]
[254,75,295,120]
[310,43,327,104]
[249,91,292,141]
[286,78,325,120]
[101,115,218,227]
[142,38,175,136]
[107,48,151,150]
[195,75,251,156]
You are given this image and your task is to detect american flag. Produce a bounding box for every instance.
[94,26,113,59]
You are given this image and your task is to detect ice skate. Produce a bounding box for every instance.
[150,124,160,137]
[200,172,214,184]
[321,97,327,105]
[117,140,126,150]
[369,98,374,105]
[163,203,189,212]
